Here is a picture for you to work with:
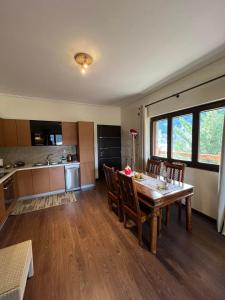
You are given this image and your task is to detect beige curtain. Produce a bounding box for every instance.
[139,105,147,170]
[218,117,225,235]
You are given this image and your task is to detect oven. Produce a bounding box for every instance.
[3,176,16,210]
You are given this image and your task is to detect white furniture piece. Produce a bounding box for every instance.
[0,240,34,300]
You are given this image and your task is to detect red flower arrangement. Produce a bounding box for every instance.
[129,128,138,137]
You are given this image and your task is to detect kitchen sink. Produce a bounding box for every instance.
[32,163,47,167]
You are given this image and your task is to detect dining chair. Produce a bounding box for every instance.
[146,159,161,176]
[117,171,151,247]
[103,164,122,221]
[163,161,185,224]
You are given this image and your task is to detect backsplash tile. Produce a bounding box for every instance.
[0,146,76,165]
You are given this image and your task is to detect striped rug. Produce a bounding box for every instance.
[11,192,77,215]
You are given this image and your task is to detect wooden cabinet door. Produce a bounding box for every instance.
[62,122,77,145]
[80,162,95,186]
[78,122,95,186]
[32,168,50,195]
[16,120,31,146]
[49,166,65,191]
[3,119,18,146]
[16,170,34,197]
[0,119,4,146]
[0,184,6,223]
[78,122,94,162]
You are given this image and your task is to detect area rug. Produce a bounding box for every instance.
[11,192,77,215]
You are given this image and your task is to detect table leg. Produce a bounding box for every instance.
[185,196,192,232]
[149,210,158,254]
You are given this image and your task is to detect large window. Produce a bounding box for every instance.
[198,107,225,165]
[172,114,193,161]
[150,99,225,172]
[153,119,168,158]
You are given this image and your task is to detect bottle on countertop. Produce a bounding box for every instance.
[67,154,72,162]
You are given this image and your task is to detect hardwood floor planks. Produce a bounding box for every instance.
[0,181,224,300]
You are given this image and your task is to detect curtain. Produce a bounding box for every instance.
[139,105,147,170]
[218,117,225,235]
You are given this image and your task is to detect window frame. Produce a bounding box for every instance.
[150,99,225,172]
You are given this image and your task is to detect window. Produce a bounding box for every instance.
[150,99,225,172]
[153,119,168,157]
[198,107,225,165]
[172,114,193,161]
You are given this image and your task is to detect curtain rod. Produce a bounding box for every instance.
[145,73,225,108]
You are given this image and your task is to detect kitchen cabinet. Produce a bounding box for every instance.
[78,122,95,186]
[3,119,18,146]
[62,122,78,145]
[32,168,50,195]
[49,166,65,191]
[16,120,31,146]
[79,162,95,186]
[16,170,34,197]
[1,119,31,147]
[0,184,6,223]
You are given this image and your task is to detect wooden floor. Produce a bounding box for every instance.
[0,181,225,300]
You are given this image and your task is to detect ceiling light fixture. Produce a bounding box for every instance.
[74,52,93,74]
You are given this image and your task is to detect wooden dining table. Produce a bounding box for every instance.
[134,174,194,254]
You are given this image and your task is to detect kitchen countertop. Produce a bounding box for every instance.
[0,161,80,184]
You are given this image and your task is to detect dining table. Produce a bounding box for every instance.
[133,173,194,254]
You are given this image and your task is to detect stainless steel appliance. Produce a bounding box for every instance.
[65,164,80,191]
[3,176,16,210]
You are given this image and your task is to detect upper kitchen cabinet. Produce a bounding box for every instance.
[16,120,31,146]
[2,119,18,146]
[62,122,78,145]
[2,119,31,147]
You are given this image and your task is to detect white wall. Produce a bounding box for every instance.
[0,94,121,178]
[121,56,225,219]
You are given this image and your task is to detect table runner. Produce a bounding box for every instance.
[135,176,184,195]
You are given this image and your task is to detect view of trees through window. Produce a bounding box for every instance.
[151,100,225,171]
[172,114,193,161]
[198,107,225,164]
[153,119,167,157]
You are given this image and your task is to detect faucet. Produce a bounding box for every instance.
[46,154,53,165]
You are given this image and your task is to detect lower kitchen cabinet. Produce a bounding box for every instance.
[80,162,95,186]
[49,166,65,191]
[32,168,50,195]
[0,184,6,223]
[16,170,34,197]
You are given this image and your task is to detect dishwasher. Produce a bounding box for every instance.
[65,164,81,191]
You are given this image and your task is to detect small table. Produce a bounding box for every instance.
[134,175,194,254]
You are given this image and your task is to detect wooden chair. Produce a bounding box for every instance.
[146,159,161,176]
[117,171,151,247]
[164,162,185,224]
[103,164,122,221]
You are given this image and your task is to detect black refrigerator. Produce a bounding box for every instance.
[97,125,121,179]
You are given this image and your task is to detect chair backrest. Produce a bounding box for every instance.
[164,162,185,182]
[146,159,161,176]
[117,172,140,214]
[103,164,119,195]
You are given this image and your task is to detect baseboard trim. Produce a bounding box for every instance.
[191,207,216,223]
[81,184,96,190]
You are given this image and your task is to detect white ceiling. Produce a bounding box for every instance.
[0,0,225,105]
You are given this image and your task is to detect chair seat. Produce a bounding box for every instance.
[0,240,34,300]
[123,202,151,223]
